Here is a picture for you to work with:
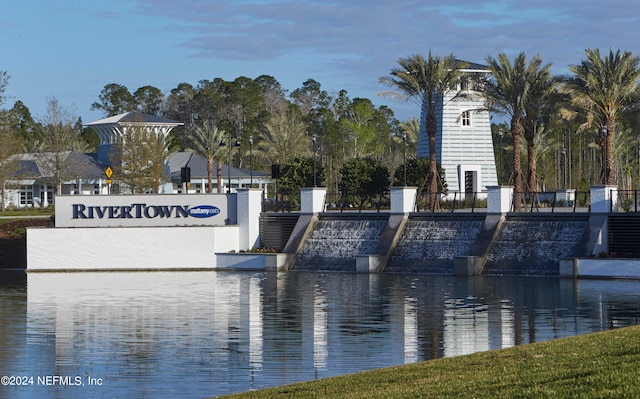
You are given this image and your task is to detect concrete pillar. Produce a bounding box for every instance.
[237,188,263,250]
[590,185,617,213]
[390,187,417,213]
[300,187,326,213]
[487,186,513,213]
[555,189,575,205]
[43,184,50,207]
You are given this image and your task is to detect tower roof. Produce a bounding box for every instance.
[85,111,183,127]
[454,59,489,73]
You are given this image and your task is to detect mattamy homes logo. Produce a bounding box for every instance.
[188,205,221,218]
[71,203,221,219]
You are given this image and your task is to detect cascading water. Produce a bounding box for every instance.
[386,219,484,273]
[483,217,590,275]
[288,213,592,275]
[293,219,387,271]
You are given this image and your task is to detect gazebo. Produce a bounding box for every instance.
[85,111,183,165]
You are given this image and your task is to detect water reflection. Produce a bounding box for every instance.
[0,271,639,398]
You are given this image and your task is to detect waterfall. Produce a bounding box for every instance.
[293,219,387,271]
[483,218,590,275]
[386,219,484,274]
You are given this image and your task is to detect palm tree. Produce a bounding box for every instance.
[484,52,538,209]
[397,117,419,154]
[379,52,467,208]
[522,56,558,194]
[565,48,640,185]
[188,121,227,193]
[257,105,310,165]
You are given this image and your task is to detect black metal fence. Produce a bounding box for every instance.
[615,190,640,213]
[261,189,640,214]
[511,191,589,213]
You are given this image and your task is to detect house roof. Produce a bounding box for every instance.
[85,111,183,126]
[10,151,107,180]
[167,152,270,181]
[454,59,489,72]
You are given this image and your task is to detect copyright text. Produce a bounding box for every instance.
[1,375,103,387]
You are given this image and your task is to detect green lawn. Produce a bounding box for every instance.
[215,325,640,399]
[0,208,53,217]
[0,209,53,226]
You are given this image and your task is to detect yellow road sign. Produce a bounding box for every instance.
[105,166,113,178]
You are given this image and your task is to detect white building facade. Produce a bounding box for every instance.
[417,61,498,197]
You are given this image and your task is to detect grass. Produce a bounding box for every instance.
[215,325,640,399]
[0,208,53,218]
[0,208,53,228]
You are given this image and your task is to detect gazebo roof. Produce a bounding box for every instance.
[85,111,184,153]
[85,111,183,127]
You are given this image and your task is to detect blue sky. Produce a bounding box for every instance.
[1,0,639,124]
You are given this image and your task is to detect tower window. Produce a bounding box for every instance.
[461,111,471,127]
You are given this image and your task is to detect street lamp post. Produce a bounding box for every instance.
[499,130,503,185]
[249,135,253,187]
[312,134,317,187]
[561,147,567,189]
[234,138,241,188]
[227,130,232,193]
[602,125,608,185]
[402,130,407,186]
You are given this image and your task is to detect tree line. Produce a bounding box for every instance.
[1,47,640,209]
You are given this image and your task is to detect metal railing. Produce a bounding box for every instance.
[511,191,590,213]
[260,189,640,214]
[615,190,640,213]
[416,192,488,213]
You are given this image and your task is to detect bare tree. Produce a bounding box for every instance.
[39,98,84,195]
[0,112,23,210]
[110,125,171,194]
[0,70,8,107]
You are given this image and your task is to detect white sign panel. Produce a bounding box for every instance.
[55,194,235,227]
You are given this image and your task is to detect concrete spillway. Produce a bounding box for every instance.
[385,216,484,274]
[292,216,387,272]
[482,215,591,276]
[283,211,594,275]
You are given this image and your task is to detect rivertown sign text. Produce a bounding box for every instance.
[56,194,233,227]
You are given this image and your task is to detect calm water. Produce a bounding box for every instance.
[1,270,640,398]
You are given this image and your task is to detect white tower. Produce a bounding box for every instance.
[417,61,498,197]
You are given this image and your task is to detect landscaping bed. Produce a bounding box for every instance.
[0,218,53,269]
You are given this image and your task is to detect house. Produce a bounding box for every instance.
[417,60,498,197]
[3,151,109,208]
[166,152,271,194]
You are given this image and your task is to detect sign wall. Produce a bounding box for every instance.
[55,194,235,227]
